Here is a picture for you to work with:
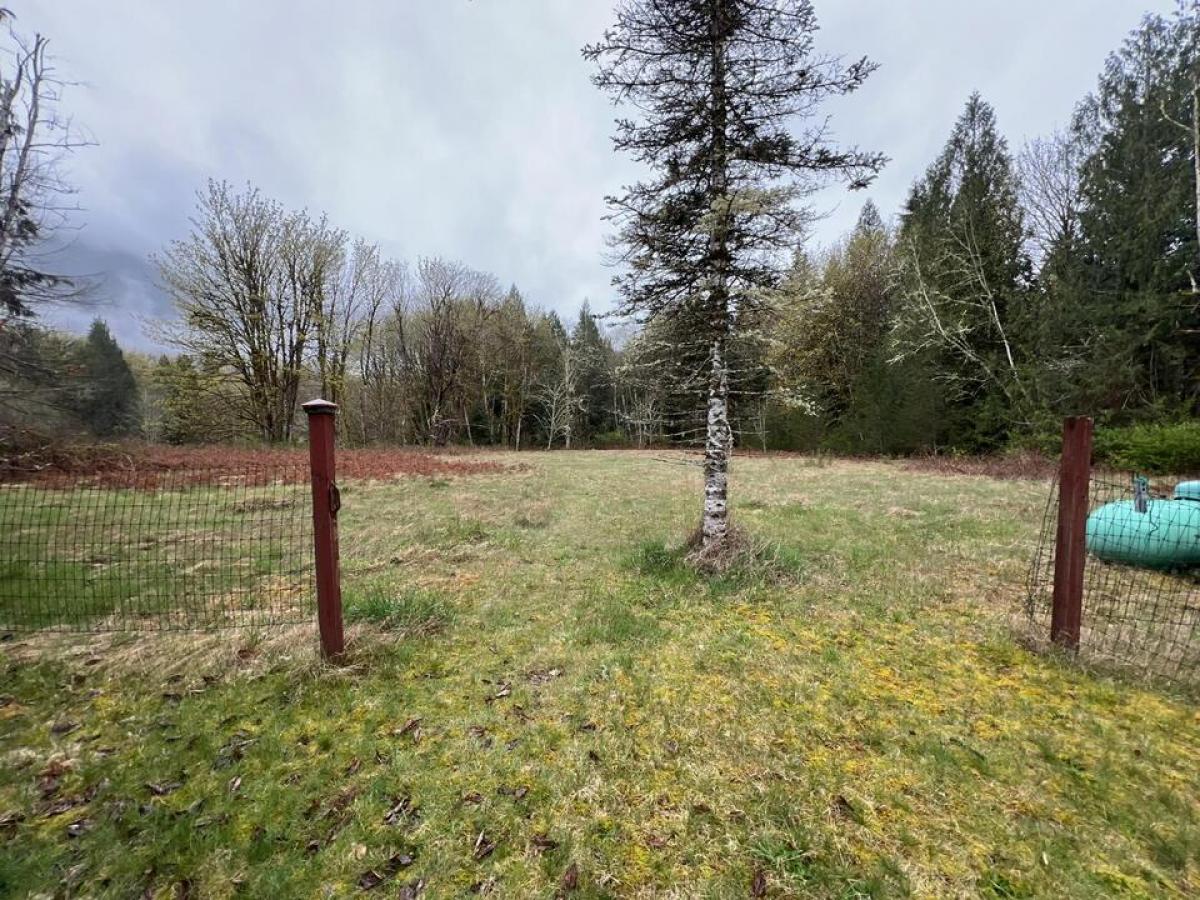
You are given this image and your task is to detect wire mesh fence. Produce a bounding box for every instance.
[0,463,315,633]
[1028,472,1200,686]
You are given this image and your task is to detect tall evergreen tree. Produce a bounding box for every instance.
[895,93,1031,448]
[570,301,616,442]
[584,0,883,557]
[1068,8,1200,416]
[75,320,140,438]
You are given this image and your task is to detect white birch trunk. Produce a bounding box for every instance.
[701,334,731,552]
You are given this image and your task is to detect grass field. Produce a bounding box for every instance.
[1,451,1198,898]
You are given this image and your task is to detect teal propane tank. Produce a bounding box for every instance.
[1086,477,1200,570]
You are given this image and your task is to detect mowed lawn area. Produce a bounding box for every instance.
[1,451,1197,898]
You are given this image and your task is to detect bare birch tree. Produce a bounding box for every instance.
[893,229,1032,418]
[537,332,583,449]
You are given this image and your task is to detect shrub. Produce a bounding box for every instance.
[1093,422,1200,475]
[591,430,632,449]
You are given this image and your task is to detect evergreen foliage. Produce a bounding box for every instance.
[73,320,141,438]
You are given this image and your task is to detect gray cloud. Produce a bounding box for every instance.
[22,0,1175,349]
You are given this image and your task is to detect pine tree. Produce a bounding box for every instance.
[570,301,616,443]
[895,93,1031,448]
[74,320,140,438]
[584,0,884,557]
[1067,8,1200,416]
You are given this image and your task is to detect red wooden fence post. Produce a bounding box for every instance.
[303,399,344,661]
[1051,416,1093,650]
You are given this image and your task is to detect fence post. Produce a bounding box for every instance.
[1051,416,1093,650]
[303,399,344,661]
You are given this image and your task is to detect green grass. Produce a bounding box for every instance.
[344,584,453,634]
[0,481,309,629]
[1,451,1198,898]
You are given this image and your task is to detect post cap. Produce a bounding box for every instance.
[302,399,338,416]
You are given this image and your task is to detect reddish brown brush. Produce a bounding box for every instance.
[900,449,1057,481]
[0,441,513,490]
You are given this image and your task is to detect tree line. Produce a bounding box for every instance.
[773,6,1200,454]
[3,4,1198,469]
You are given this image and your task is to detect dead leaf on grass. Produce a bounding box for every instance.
[750,868,768,897]
[527,668,562,685]
[559,862,580,893]
[383,795,420,827]
[485,682,512,703]
[65,817,92,838]
[394,717,423,743]
[473,830,496,860]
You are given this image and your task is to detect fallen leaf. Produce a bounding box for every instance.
[398,879,425,899]
[473,830,496,861]
[485,682,512,703]
[383,795,420,827]
[228,776,242,795]
[386,853,415,872]
[65,817,92,838]
[395,717,423,740]
[559,862,579,892]
[461,791,484,805]
[351,843,368,860]
[145,781,182,797]
[530,833,557,854]
[645,834,668,849]
[357,870,384,891]
[751,868,767,897]
[526,668,562,685]
[344,757,362,776]
[50,720,80,736]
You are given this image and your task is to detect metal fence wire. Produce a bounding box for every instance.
[1028,473,1200,686]
[0,463,315,632]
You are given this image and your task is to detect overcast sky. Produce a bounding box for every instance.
[25,0,1175,351]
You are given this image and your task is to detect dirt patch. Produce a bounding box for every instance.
[0,438,516,490]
